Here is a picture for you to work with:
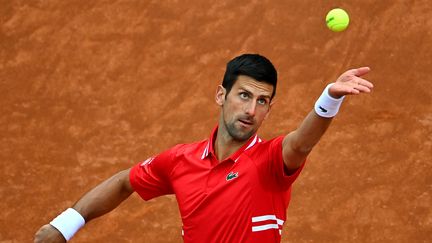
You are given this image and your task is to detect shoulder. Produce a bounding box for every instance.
[242,136,285,166]
[170,139,208,158]
[247,136,285,153]
[135,140,207,177]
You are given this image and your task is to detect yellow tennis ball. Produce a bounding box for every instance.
[326,8,350,32]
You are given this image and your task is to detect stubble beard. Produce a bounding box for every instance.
[223,116,255,142]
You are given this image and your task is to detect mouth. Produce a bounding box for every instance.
[238,119,254,127]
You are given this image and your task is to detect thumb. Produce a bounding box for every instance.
[352,67,371,77]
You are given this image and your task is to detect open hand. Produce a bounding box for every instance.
[328,67,374,98]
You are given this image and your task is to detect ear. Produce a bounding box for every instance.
[264,100,275,120]
[215,85,226,106]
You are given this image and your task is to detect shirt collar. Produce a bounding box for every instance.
[201,125,262,161]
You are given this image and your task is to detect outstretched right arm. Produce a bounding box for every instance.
[34,168,134,243]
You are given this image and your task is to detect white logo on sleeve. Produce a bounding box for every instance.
[140,157,154,167]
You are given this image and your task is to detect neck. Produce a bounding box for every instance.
[214,120,248,162]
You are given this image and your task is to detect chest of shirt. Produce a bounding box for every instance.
[170,152,260,217]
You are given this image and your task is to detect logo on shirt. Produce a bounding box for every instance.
[140,157,154,167]
[226,171,239,181]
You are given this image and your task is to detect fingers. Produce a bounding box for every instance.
[353,77,373,93]
[353,67,370,77]
[336,77,373,96]
[353,84,371,93]
[342,67,374,94]
[337,85,360,95]
[357,78,374,89]
[332,67,374,96]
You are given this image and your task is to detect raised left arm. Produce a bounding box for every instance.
[282,67,374,172]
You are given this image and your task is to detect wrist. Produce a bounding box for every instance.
[49,208,85,241]
[314,83,345,118]
[327,85,343,99]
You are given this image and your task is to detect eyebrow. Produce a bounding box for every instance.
[239,88,271,99]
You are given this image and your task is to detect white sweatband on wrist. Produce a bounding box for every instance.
[50,208,85,241]
[314,83,345,118]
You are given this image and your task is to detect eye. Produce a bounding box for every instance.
[239,92,249,99]
[257,98,267,105]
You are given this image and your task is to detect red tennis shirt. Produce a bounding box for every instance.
[130,126,305,242]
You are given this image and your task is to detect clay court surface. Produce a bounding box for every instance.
[1,0,431,242]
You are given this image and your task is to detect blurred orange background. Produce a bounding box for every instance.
[1,0,431,242]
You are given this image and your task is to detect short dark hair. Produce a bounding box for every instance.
[222,54,277,99]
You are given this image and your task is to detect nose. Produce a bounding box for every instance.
[244,100,256,117]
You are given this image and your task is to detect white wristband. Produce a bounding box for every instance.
[314,83,345,118]
[50,208,85,241]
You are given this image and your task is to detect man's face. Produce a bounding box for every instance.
[216,75,274,141]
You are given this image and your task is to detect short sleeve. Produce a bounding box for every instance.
[129,147,176,201]
[267,136,306,189]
